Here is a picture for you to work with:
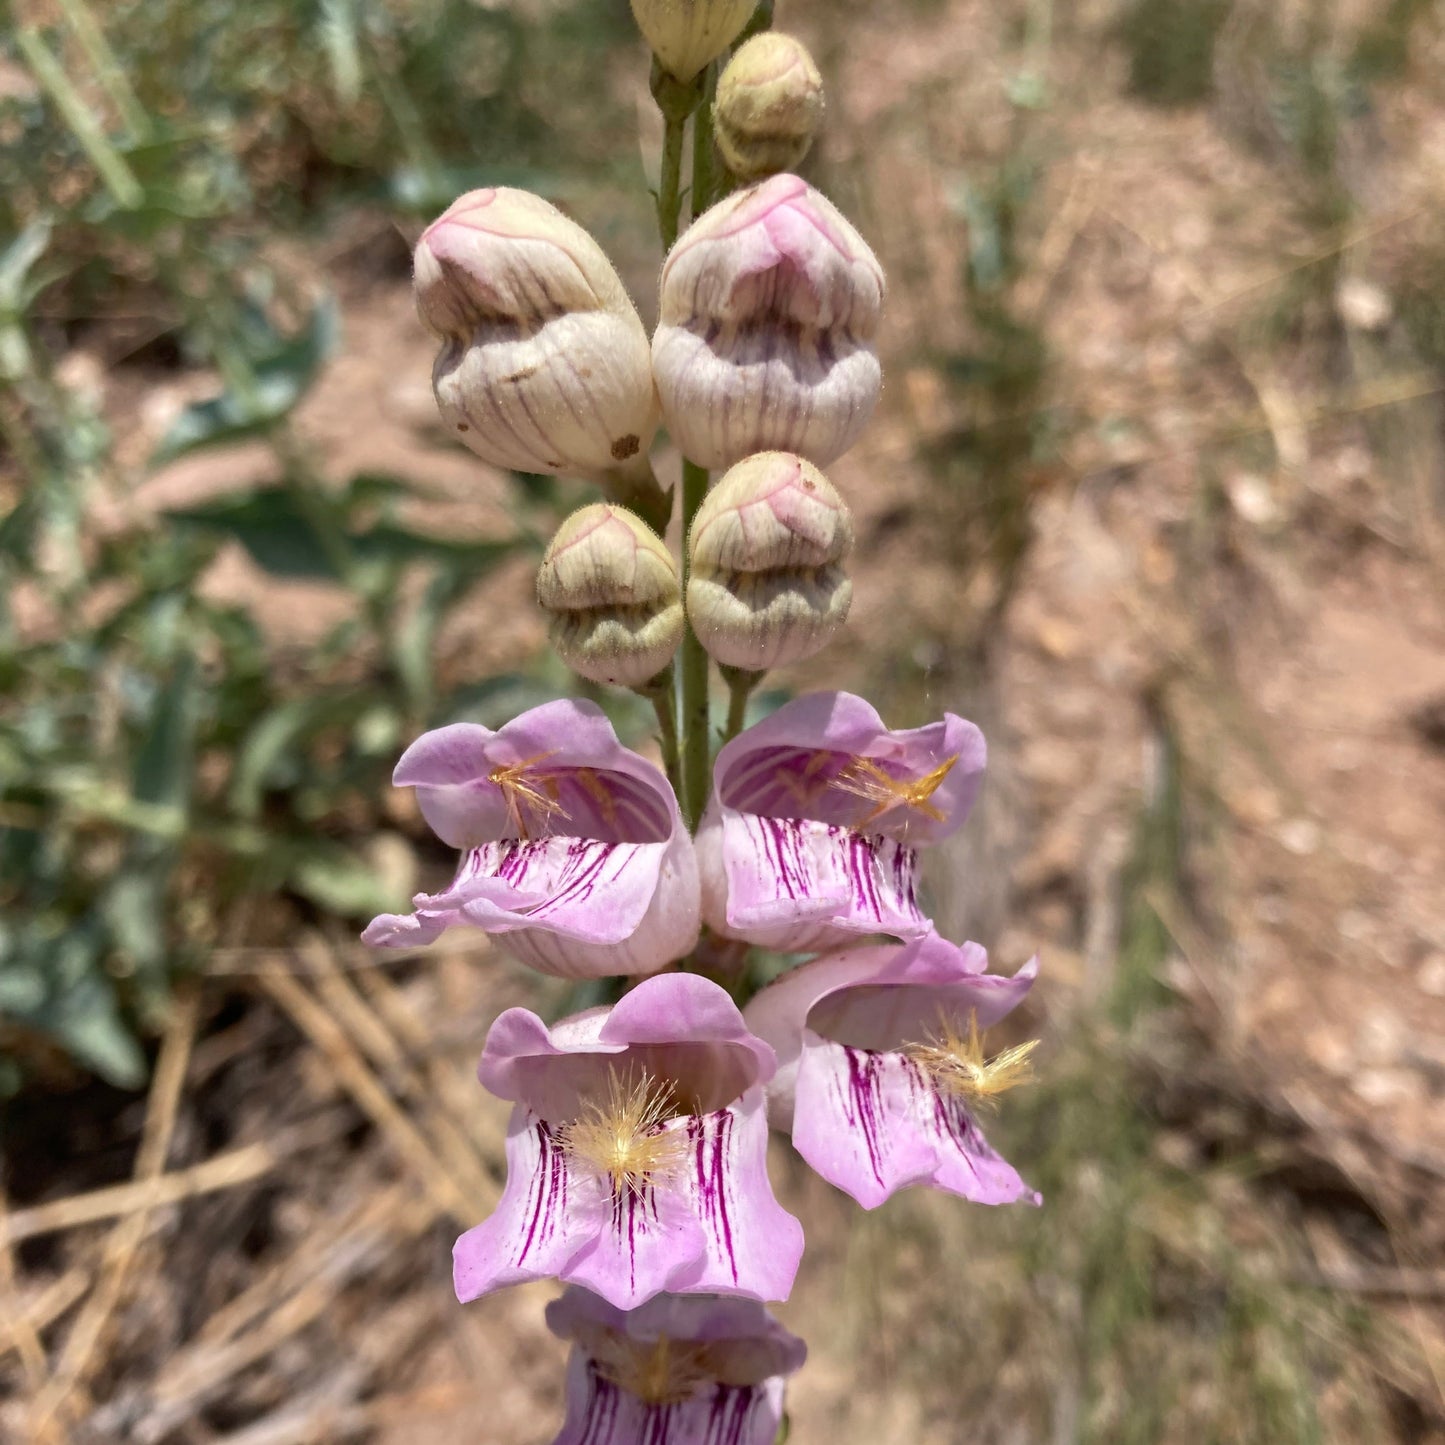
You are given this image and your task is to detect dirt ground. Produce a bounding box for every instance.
[5,0,1445,1441]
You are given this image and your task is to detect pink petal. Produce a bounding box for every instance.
[791,1032,1038,1209]
[453,1107,592,1302]
[668,1090,803,1302]
[744,937,1037,1130]
[712,691,986,845]
[704,808,926,952]
[479,975,773,1120]
[559,1137,712,1311]
[553,1351,787,1445]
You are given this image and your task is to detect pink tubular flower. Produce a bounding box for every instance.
[453,973,804,1311]
[545,1287,805,1445]
[362,700,699,979]
[744,931,1040,1210]
[696,692,986,953]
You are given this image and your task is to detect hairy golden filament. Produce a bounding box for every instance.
[592,1330,715,1406]
[831,753,960,826]
[905,1011,1039,1109]
[488,750,567,840]
[557,1067,690,1197]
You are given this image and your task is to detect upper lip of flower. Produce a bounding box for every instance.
[479,972,778,1121]
[711,690,986,844]
[546,1285,808,1390]
[394,699,682,849]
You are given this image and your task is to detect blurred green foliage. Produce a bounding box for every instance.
[0,0,638,1087]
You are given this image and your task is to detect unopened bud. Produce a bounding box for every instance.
[631,0,756,83]
[653,174,884,471]
[415,188,659,482]
[715,33,823,182]
[686,451,852,670]
[537,505,684,688]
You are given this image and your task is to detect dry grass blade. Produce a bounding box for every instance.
[257,959,478,1223]
[133,1186,435,1443]
[304,937,497,1208]
[0,1268,89,1368]
[0,1143,278,1248]
[0,1185,55,1396]
[28,984,201,1434]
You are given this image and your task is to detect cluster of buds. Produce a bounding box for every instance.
[371,8,1043,1441]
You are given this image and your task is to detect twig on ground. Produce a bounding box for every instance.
[305,937,498,1207]
[0,1185,55,1398]
[29,984,200,1434]
[0,1268,89,1368]
[257,959,476,1223]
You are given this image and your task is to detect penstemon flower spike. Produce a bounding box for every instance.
[363,9,1044,1439]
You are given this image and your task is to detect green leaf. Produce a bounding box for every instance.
[166,486,344,580]
[132,648,201,811]
[287,841,405,917]
[319,0,364,104]
[151,299,339,464]
[230,692,377,819]
[0,220,54,314]
[55,977,147,1088]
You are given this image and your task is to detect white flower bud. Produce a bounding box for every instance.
[537,505,684,688]
[415,189,659,481]
[715,33,824,182]
[686,451,853,670]
[653,174,884,471]
[630,0,757,83]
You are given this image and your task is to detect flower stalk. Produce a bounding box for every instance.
[369,13,1044,1441]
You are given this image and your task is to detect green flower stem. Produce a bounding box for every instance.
[657,112,688,250]
[740,0,776,45]
[679,458,711,827]
[690,63,719,219]
[722,666,763,742]
[638,674,681,799]
[16,27,143,210]
[55,0,151,142]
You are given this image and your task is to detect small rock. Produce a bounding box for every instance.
[1336,277,1392,333]
[1356,1008,1405,1066]
[1417,953,1445,997]
[1352,1067,1423,1108]
[1277,817,1321,856]
[1225,471,1280,527]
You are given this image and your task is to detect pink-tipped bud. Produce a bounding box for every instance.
[537,505,684,688]
[716,33,824,182]
[630,0,757,82]
[686,451,853,670]
[652,175,884,471]
[415,189,659,479]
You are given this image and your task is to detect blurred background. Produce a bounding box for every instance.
[2,0,1444,1440]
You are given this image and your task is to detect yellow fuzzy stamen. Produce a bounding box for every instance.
[591,1331,714,1406]
[556,1067,690,1197]
[488,750,568,840]
[831,753,960,827]
[904,1011,1039,1109]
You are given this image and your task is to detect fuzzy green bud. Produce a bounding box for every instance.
[715,33,824,181]
[537,505,684,687]
[686,451,853,671]
[631,0,757,82]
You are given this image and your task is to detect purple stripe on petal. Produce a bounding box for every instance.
[791,1030,1037,1210]
[712,810,926,952]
